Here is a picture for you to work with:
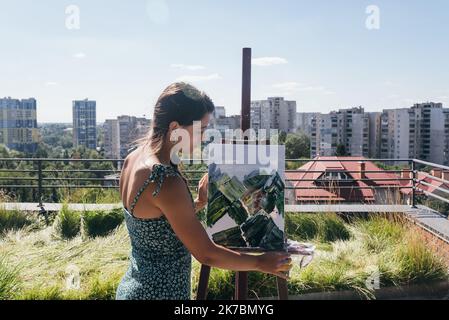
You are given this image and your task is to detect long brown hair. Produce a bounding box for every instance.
[136,82,215,156]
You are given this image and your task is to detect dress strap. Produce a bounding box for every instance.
[128,163,181,215]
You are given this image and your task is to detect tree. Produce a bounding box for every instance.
[335,144,347,156]
[285,133,311,159]
[278,131,287,144]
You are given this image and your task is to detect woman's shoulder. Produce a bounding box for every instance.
[131,157,181,197]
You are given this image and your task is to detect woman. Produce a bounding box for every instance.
[116,82,292,300]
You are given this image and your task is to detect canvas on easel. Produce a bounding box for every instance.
[206,143,286,251]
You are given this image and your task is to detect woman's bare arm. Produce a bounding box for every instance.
[150,175,291,279]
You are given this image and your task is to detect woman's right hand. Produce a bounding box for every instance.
[256,251,292,279]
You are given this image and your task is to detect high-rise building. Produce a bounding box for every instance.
[209,106,242,137]
[295,102,449,164]
[104,115,150,158]
[367,112,382,158]
[104,119,120,159]
[213,106,226,119]
[214,115,241,135]
[296,112,321,136]
[73,99,97,150]
[409,103,449,164]
[0,97,38,153]
[310,107,370,158]
[367,102,449,165]
[250,97,297,134]
[310,112,338,157]
[379,108,411,161]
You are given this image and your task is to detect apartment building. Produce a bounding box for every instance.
[73,99,97,150]
[310,107,370,158]
[0,97,38,153]
[250,97,297,134]
[104,115,150,158]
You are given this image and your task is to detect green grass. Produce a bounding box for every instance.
[0,209,447,300]
[0,207,34,234]
[53,205,124,239]
[82,209,124,238]
[0,255,20,300]
[355,214,405,253]
[285,213,351,243]
[0,223,129,299]
[379,233,447,286]
[53,204,81,239]
[17,272,123,300]
[285,213,319,240]
[320,215,351,242]
[59,188,121,205]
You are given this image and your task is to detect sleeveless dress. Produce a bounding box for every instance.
[116,163,195,300]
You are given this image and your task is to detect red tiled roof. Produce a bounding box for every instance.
[401,171,449,195]
[286,156,402,203]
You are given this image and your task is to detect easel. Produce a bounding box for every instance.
[196,48,289,300]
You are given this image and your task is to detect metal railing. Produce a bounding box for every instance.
[0,157,448,210]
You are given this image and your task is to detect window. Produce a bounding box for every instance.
[318,171,352,181]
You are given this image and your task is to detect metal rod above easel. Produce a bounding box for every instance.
[241,47,251,133]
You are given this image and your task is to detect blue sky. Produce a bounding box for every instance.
[1,0,448,122]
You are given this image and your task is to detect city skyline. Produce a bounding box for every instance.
[1,0,448,122]
[2,95,447,125]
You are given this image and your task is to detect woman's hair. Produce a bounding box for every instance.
[136,82,215,155]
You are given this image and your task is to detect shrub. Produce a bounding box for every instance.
[318,214,351,242]
[53,205,81,239]
[0,208,33,234]
[82,208,124,238]
[285,213,319,240]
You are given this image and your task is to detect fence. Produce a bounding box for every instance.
[0,157,448,210]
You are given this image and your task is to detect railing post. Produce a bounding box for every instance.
[36,159,48,224]
[411,160,417,209]
[37,159,43,207]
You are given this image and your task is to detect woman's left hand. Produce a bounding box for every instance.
[195,173,208,211]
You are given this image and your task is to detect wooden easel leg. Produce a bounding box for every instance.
[196,264,211,300]
[276,277,289,300]
[235,271,248,300]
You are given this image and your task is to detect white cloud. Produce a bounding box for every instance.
[272,82,301,91]
[45,81,59,86]
[252,57,288,66]
[272,82,335,95]
[171,63,205,71]
[73,52,86,59]
[176,73,221,82]
[388,94,400,99]
[298,86,326,92]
